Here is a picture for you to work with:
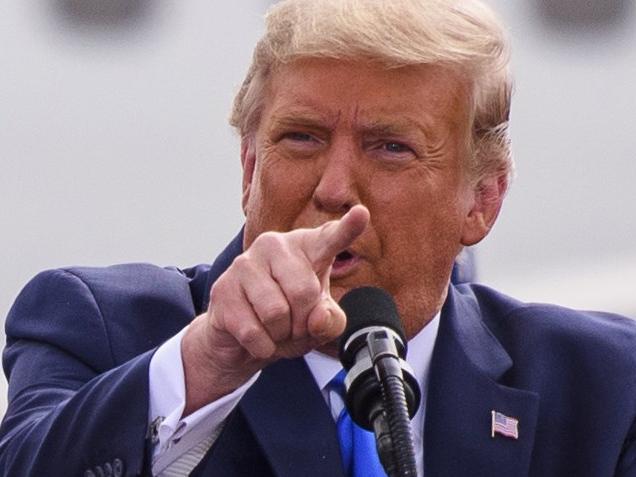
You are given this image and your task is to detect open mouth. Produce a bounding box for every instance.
[332,250,360,277]
[335,250,354,263]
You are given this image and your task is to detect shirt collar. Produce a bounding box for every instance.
[304,311,441,393]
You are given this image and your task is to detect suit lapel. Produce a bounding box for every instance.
[240,358,346,477]
[198,228,245,313]
[424,285,540,477]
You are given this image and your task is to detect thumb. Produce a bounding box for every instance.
[307,294,347,341]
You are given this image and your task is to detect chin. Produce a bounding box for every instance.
[329,277,374,303]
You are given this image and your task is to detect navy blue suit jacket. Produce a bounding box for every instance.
[2,232,636,476]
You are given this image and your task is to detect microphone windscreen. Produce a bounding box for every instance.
[338,287,406,355]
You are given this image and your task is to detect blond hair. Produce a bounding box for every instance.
[230,0,513,182]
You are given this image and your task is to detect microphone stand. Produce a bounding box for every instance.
[344,329,419,477]
[367,330,418,477]
[338,287,421,477]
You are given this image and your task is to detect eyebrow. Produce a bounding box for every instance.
[358,121,417,136]
[356,117,437,143]
[269,97,340,119]
[267,100,438,140]
[271,115,332,130]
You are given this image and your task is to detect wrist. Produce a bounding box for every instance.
[181,314,261,415]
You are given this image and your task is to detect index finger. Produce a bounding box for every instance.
[302,205,370,270]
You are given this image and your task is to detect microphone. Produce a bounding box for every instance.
[338,287,420,477]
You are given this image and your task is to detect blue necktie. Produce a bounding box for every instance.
[330,370,388,477]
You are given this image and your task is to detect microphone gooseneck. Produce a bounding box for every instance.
[338,287,420,477]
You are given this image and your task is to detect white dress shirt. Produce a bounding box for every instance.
[148,314,440,476]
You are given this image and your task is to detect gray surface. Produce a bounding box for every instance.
[1,0,635,417]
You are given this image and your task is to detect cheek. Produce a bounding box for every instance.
[368,170,468,268]
[368,169,463,227]
[367,182,467,336]
[245,155,319,236]
[260,156,318,207]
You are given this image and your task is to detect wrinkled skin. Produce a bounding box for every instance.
[182,59,505,414]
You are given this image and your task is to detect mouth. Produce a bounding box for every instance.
[331,250,361,278]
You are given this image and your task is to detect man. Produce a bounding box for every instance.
[2,0,636,476]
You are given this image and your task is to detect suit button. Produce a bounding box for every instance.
[85,471,96,477]
[112,458,125,477]
[103,462,113,477]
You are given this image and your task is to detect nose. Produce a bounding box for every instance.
[312,142,360,214]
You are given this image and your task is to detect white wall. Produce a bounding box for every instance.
[1,0,268,413]
[1,1,635,415]
[478,1,636,315]
[1,0,264,322]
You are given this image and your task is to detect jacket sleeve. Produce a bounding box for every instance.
[0,269,159,477]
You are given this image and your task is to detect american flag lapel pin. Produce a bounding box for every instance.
[491,410,519,440]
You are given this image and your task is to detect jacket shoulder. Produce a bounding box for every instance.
[1,263,204,476]
[6,263,208,368]
[459,283,636,383]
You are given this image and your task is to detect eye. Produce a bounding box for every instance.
[277,130,323,157]
[283,132,315,142]
[376,141,417,159]
[366,138,418,165]
[384,142,411,153]
[383,142,412,154]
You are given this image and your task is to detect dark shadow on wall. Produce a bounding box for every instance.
[536,0,633,32]
[51,0,156,32]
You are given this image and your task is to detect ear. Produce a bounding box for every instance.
[240,137,256,215]
[460,174,508,246]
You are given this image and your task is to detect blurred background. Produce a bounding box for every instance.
[1,0,635,413]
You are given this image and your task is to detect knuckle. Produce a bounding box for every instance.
[287,277,321,305]
[291,319,308,339]
[220,310,241,336]
[231,254,253,272]
[237,325,276,360]
[261,301,290,323]
[209,266,241,304]
[254,231,285,252]
[236,324,263,346]
[209,280,225,304]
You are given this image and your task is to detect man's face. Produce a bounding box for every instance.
[241,59,491,338]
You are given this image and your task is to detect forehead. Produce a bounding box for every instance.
[260,59,471,131]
